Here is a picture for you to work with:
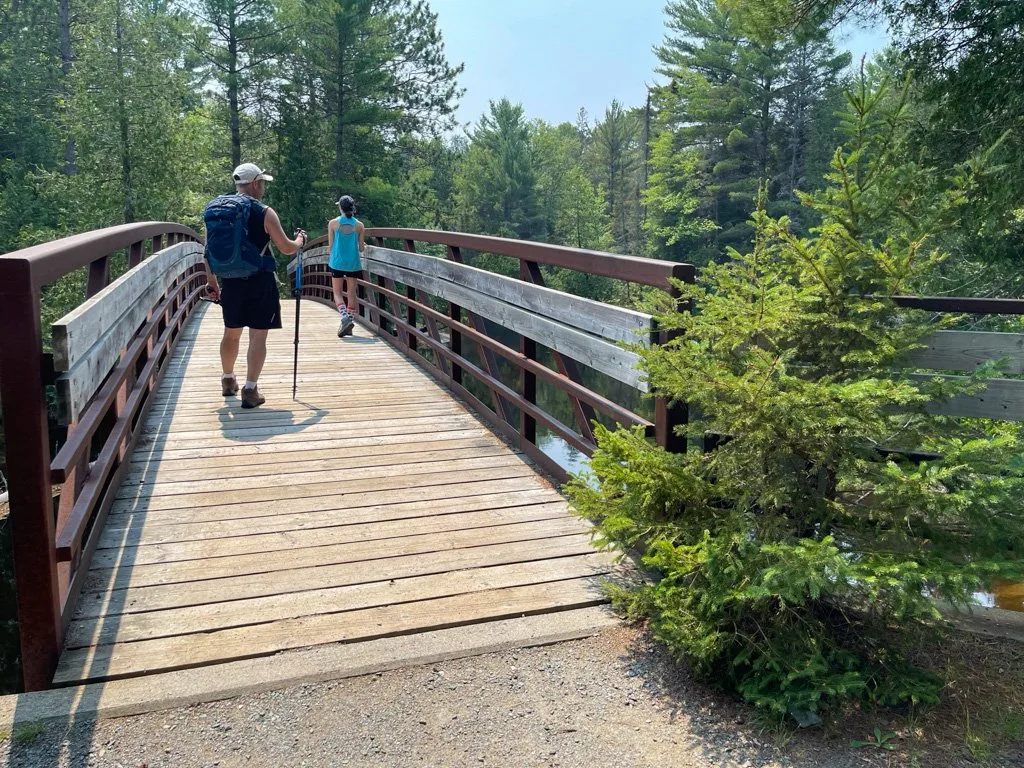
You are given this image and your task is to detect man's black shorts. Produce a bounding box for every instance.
[330,268,363,279]
[220,271,282,330]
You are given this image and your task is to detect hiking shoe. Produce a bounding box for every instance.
[340,317,355,337]
[240,385,265,409]
[222,376,239,396]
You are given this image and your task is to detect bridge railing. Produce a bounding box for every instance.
[0,223,204,690]
[290,229,695,481]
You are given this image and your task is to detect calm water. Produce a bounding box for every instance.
[978,582,1024,613]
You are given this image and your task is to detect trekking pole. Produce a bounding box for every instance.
[292,245,303,401]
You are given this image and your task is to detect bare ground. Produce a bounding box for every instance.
[1,624,1022,768]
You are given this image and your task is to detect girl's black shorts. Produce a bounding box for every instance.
[330,268,363,279]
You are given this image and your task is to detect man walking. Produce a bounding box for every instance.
[204,163,307,409]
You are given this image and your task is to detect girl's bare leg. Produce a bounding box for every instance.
[331,276,345,311]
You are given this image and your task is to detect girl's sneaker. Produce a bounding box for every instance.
[340,316,355,337]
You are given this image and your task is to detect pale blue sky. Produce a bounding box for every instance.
[428,0,890,130]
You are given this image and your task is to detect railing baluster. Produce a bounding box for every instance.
[449,300,463,386]
[128,240,143,268]
[404,239,418,353]
[519,259,538,446]
[86,255,110,297]
[654,282,689,453]
[151,234,163,254]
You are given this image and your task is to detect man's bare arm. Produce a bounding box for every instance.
[264,207,306,255]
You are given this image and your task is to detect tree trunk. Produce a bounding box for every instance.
[59,0,76,175]
[759,75,773,188]
[333,11,347,181]
[115,1,134,222]
[227,3,241,167]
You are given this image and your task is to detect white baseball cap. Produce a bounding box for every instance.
[232,163,274,183]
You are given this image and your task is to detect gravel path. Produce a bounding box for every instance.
[1,626,1019,768]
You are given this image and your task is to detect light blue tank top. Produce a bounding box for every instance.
[329,215,362,272]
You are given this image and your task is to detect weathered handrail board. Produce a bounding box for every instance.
[363,254,648,392]
[53,243,203,371]
[909,330,1024,375]
[911,374,1024,422]
[366,246,654,345]
[53,243,204,423]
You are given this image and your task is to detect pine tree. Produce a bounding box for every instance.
[191,0,283,167]
[589,101,643,255]
[453,99,541,243]
[651,0,847,262]
[569,75,1023,719]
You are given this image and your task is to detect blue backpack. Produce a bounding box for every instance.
[203,194,265,278]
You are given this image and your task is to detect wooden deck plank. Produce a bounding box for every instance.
[99,491,563,549]
[116,453,530,501]
[94,504,573,567]
[77,534,600,619]
[85,518,587,593]
[128,428,498,464]
[121,438,507,485]
[110,464,545,515]
[132,413,487,449]
[66,554,616,648]
[54,579,606,684]
[107,477,556,527]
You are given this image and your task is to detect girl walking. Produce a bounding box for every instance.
[327,195,365,337]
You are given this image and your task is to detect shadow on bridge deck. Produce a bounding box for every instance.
[24,300,617,717]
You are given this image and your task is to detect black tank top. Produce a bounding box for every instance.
[245,198,274,270]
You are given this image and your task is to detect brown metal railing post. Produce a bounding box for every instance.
[0,261,62,691]
[86,256,110,297]
[128,240,143,268]
[654,275,692,453]
[375,275,390,335]
[449,301,463,385]
[519,260,538,445]
[404,240,418,352]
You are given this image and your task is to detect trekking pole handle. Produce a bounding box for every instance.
[293,245,303,298]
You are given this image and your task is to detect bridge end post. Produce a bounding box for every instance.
[654,265,694,454]
[0,258,63,691]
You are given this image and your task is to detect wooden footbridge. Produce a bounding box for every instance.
[3,223,1021,711]
[0,224,692,703]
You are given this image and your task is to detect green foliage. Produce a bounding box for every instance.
[850,727,898,750]
[454,99,541,241]
[12,722,45,745]
[568,76,1024,719]
[650,0,848,264]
